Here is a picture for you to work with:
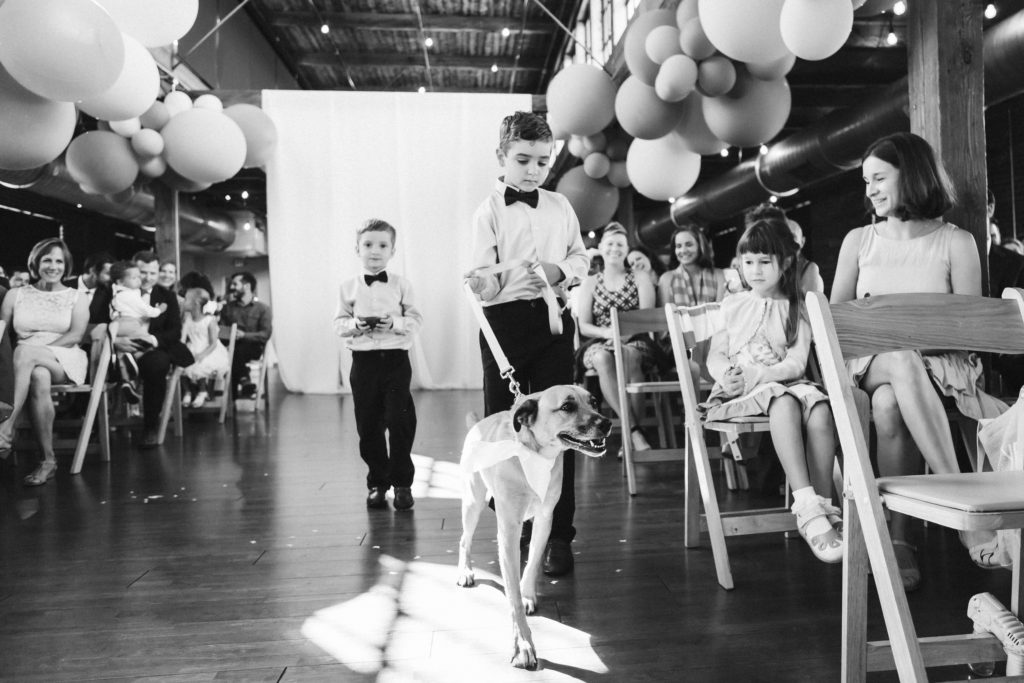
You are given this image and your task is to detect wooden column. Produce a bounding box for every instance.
[907,0,988,293]
[152,182,181,269]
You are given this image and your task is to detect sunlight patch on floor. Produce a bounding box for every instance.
[408,453,463,501]
[301,553,608,680]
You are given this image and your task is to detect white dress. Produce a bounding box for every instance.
[12,286,88,385]
[182,314,230,382]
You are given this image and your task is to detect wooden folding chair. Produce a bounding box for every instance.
[59,321,118,474]
[157,324,237,443]
[806,289,1024,681]
[664,302,796,591]
[611,308,685,496]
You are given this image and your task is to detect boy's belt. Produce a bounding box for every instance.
[467,260,563,335]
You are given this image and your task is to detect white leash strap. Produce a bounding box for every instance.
[463,282,523,400]
[468,259,563,335]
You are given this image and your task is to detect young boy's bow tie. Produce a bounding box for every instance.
[364,272,388,285]
[504,186,539,208]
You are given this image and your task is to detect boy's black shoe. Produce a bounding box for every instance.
[393,486,414,511]
[237,382,257,399]
[122,353,139,382]
[543,539,574,576]
[120,381,141,405]
[366,487,388,509]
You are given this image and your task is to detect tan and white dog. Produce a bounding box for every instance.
[456,385,611,670]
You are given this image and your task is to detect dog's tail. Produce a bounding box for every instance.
[465,411,480,429]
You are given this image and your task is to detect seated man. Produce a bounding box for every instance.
[92,251,193,447]
[64,251,113,305]
[219,271,272,398]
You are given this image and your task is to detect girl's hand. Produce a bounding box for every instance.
[721,366,744,397]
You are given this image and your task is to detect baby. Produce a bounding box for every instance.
[108,261,166,403]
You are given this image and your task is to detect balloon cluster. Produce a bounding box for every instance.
[0,0,277,199]
[547,0,855,204]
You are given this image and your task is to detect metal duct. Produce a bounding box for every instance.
[637,9,1024,248]
[0,161,237,251]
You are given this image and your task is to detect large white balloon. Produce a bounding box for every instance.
[655,55,698,103]
[780,0,854,61]
[0,64,77,170]
[65,131,139,194]
[698,0,789,63]
[673,93,727,155]
[0,0,124,102]
[626,135,702,201]
[703,76,791,148]
[162,109,246,184]
[96,0,199,47]
[78,35,160,121]
[746,52,797,81]
[615,76,685,140]
[546,64,616,137]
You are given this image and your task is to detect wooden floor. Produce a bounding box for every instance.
[0,384,1016,682]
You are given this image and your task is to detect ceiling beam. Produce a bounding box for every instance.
[271,10,553,34]
[298,52,542,70]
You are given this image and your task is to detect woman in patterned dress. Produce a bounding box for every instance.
[0,239,89,486]
[575,224,656,452]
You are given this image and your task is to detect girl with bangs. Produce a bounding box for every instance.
[701,212,841,563]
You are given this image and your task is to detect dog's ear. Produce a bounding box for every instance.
[512,399,539,432]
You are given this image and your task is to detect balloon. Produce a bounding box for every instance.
[0,65,77,170]
[697,0,789,63]
[581,132,607,155]
[567,135,586,158]
[623,9,677,85]
[163,91,193,117]
[746,52,797,80]
[159,165,211,192]
[130,128,164,157]
[0,0,125,101]
[96,0,199,47]
[139,100,170,130]
[655,55,698,102]
[545,64,616,137]
[697,56,737,97]
[676,0,700,26]
[780,0,854,60]
[77,34,159,121]
[162,108,246,184]
[554,166,619,230]
[673,92,727,155]
[65,131,139,194]
[583,153,611,179]
[679,17,717,61]
[223,104,278,168]
[193,94,224,111]
[109,118,141,137]
[138,155,166,178]
[615,75,685,140]
[645,26,682,65]
[606,160,631,188]
[703,76,791,147]
[547,115,570,141]
[626,135,702,201]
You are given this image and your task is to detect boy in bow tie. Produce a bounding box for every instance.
[334,219,423,511]
[465,111,590,576]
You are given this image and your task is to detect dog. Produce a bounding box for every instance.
[456,385,611,670]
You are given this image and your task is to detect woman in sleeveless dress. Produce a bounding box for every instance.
[831,132,1006,589]
[576,224,657,452]
[0,239,89,486]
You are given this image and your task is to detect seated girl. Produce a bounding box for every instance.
[180,288,230,408]
[701,214,841,563]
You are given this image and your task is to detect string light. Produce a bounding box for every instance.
[501,27,511,38]
[491,63,499,73]
[719,148,729,158]
[225,194,231,201]
[985,3,997,19]
[893,1,906,16]
[241,190,249,200]
[759,144,768,155]
[320,23,329,34]
[417,86,426,93]
[424,37,434,48]
[768,195,778,204]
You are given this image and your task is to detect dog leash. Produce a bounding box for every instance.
[464,259,565,400]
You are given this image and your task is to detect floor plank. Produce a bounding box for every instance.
[0,386,1015,681]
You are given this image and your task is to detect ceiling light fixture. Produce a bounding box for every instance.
[424,37,434,48]
[490,63,499,73]
[320,22,329,34]
[225,194,231,201]
[986,3,997,19]
[759,144,768,155]
[501,27,511,38]
[719,148,729,158]
[892,1,906,16]
[241,190,249,200]
[768,195,778,204]
[418,86,426,93]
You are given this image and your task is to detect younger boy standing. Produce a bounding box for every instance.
[466,111,589,575]
[334,219,422,510]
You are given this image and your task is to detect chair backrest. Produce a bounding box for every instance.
[610,307,672,338]
[664,302,725,423]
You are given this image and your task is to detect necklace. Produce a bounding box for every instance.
[730,298,771,363]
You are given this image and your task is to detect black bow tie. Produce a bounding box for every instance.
[364,272,388,286]
[504,186,539,208]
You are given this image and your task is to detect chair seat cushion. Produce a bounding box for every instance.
[878,471,1024,512]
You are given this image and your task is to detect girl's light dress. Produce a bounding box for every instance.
[699,291,827,422]
[849,222,1005,420]
[182,314,230,382]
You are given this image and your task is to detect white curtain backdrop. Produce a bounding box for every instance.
[262,91,531,393]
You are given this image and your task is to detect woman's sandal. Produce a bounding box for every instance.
[891,540,922,592]
[23,460,57,487]
[793,498,844,564]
